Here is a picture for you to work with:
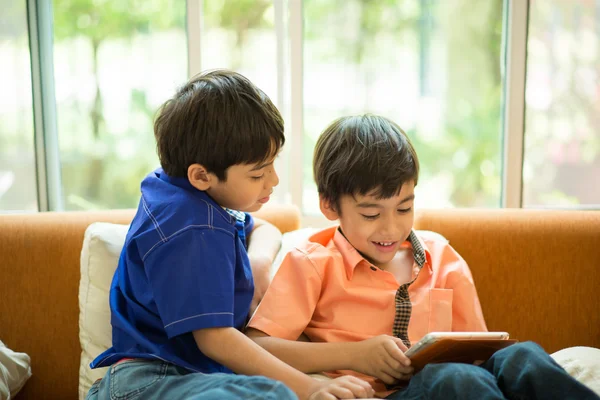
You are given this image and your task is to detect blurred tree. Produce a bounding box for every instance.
[523,0,600,206]
[5,0,595,211]
[304,0,420,108]
[303,0,504,207]
[52,0,184,203]
[0,0,38,211]
[432,0,503,206]
[203,0,273,70]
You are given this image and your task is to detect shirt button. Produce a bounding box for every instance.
[370,266,377,271]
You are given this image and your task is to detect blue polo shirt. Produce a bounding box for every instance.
[90,168,255,374]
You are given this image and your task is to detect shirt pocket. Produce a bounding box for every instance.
[428,288,453,332]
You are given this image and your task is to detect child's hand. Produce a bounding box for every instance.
[307,376,375,399]
[352,335,414,384]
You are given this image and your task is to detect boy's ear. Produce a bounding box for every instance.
[319,196,340,221]
[188,164,216,191]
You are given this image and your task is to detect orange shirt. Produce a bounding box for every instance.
[248,226,487,395]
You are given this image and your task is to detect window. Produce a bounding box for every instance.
[302,0,505,214]
[523,0,600,207]
[198,0,289,202]
[2,0,599,215]
[52,0,187,210]
[200,0,278,99]
[0,0,38,212]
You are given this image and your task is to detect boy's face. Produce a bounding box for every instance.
[321,181,416,268]
[205,158,279,212]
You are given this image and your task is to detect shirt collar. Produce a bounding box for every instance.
[225,208,246,223]
[156,167,194,191]
[155,167,235,225]
[330,227,432,280]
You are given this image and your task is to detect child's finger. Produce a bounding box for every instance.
[398,371,414,381]
[308,391,337,400]
[380,364,405,380]
[383,340,411,366]
[382,359,413,380]
[391,336,409,352]
[376,370,399,385]
[334,377,375,398]
[323,386,362,399]
[397,365,414,375]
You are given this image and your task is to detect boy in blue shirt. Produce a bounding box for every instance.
[87,70,374,400]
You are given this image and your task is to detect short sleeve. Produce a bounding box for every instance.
[247,248,322,340]
[144,228,236,338]
[244,213,254,237]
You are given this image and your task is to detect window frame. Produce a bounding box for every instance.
[27,0,63,211]
[501,0,529,208]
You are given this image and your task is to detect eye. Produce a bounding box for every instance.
[397,208,412,214]
[360,214,379,220]
[251,174,265,181]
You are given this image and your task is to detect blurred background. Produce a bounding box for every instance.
[1,0,598,219]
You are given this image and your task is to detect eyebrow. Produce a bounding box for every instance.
[250,160,274,172]
[356,194,415,208]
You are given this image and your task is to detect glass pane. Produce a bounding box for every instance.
[523,0,600,208]
[0,1,38,212]
[201,0,287,202]
[52,0,187,210]
[303,0,505,214]
[201,0,278,99]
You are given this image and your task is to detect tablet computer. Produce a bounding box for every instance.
[405,332,510,358]
[405,332,516,372]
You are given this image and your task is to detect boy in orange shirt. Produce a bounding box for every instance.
[247,114,599,399]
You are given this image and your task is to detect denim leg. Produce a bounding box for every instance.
[167,373,298,400]
[85,379,101,399]
[386,363,505,400]
[86,359,297,400]
[482,341,600,400]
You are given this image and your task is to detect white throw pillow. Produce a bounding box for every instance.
[78,223,129,400]
[271,227,318,277]
[551,346,600,396]
[0,340,32,400]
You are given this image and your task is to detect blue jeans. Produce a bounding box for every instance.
[387,341,599,400]
[86,359,297,400]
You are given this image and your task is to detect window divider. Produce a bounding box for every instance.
[186,0,203,78]
[501,0,529,208]
[289,0,304,212]
[273,0,292,205]
[27,0,62,211]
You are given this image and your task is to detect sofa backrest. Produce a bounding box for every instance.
[0,205,300,400]
[414,209,600,355]
[1,208,598,399]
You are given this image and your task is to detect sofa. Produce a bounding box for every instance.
[1,207,599,399]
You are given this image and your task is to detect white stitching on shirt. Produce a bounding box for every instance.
[141,225,234,261]
[164,312,234,329]
[142,197,167,242]
[94,353,121,366]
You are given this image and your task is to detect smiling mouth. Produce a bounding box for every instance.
[374,241,395,247]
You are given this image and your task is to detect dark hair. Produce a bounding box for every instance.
[313,114,419,211]
[154,69,284,180]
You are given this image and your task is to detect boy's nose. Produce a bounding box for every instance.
[268,167,279,188]
[379,221,398,237]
